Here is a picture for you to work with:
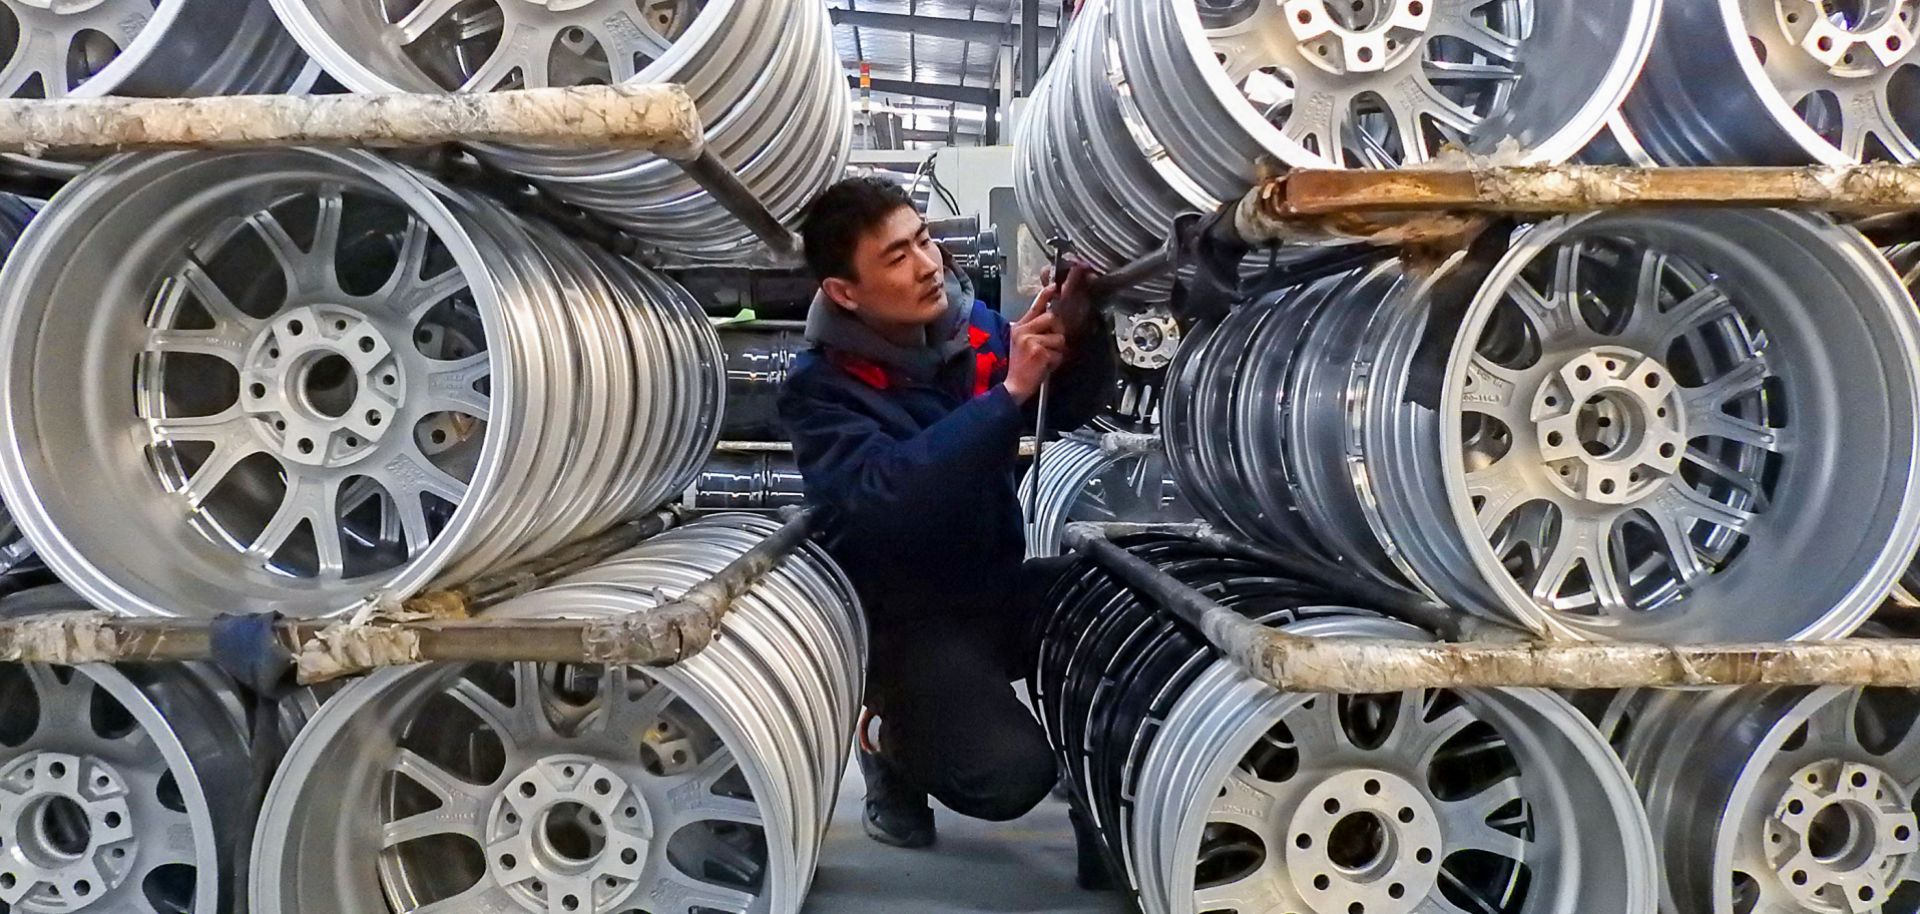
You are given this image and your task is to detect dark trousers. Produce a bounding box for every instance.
[864,557,1072,822]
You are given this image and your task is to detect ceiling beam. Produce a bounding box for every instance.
[829,9,1055,45]
[850,75,997,108]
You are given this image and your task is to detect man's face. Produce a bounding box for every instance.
[822,206,948,333]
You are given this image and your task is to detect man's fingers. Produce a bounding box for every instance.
[1022,283,1057,324]
[1021,312,1063,335]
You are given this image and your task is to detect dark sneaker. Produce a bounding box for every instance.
[858,747,935,849]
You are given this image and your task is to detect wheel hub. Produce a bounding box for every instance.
[485,755,654,914]
[1778,0,1919,76]
[1284,0,1431,74]
[1531,347,1687,506]
[1116,307,1182,370]
[0,753,137,913]
[240,304,405,469]
[1284,770,1442,914]
[1764,759,1918,913]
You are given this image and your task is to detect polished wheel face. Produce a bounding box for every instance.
[1601,687,1920,914]
[0,149,723,618]
[268,0,850,261]
[1139,617,1654,914]
[0,0,309,100]
[251,515,866,914]
[324,0,706,92]
[1191,0,1523,166]
[1625,0,1920,163]
[1166,210,1920,641]
[139,184,484,582]
[1748,0,1920,159]
[0,662,250,914]
[1032,540,1654,914]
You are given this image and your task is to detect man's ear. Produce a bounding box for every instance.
[822,276,860,313]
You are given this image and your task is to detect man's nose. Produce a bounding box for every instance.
[912,244,941,276]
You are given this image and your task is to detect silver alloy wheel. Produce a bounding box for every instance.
[1110,0,1657,189]
[267,0,850,261]
[0,594,253,914]
[250,515,865,914]
[1599,687,1920,914]
[0,149,722,618]
[0,0,308,100]
[1625,0,1920,164]
[1022,434,1194,558]
[1169,209,1920,640]
[1132,615,1656,914]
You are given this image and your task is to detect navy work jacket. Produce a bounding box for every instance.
[778,301,1113,637]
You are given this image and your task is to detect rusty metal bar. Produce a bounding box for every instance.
[1060,523,1920,694]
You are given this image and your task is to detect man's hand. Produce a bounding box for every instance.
[1005,290,1068,404]
[1039,263,1098,336]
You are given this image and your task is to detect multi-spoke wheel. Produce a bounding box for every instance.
[251,515,865,914]
[0,590,253,914]
[1625,0,1920,164]
[1031,536,1654,914]
[1135,614,1656,914]
[1110,0,1655,184]
[0,149,722,618]
[268,0,849,260]
[0,0,307,100]
[1169,209,1920,640]
[1021,434,1193,557]
[1594,686,1920,914]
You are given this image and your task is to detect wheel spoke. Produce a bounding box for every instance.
[394,0,471,45]
[148,407,248,445]
[243,475,334,564]
[178,439,265,509]
[1650,481,1757,534]
[392,747,491,807]
[1643,284,1735,342]
[0,28,69,98]
[177,255,257,331]
[1285,89,1349,159]
[426,352,492,419]
[460,25,544,91]
[378,449,470,505]
[1644,506,1708,585]
[1467,461,1530,539]
[412,884,511,914]
[1681,446,1773,510]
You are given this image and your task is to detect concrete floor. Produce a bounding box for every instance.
[802,762,1136,914]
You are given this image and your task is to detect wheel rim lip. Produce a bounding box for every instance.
[1428,210,1920,640]
[1153,0,1661,168]
[1141,614,1655,914]
[0,149,515,617]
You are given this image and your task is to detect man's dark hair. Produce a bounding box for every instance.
[800,176,918,283]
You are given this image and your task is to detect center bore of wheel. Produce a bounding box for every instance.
[241,304,404,469]
[1533,348,1686,506]
[29,797,91,861]
[539,802,607,864]
[1285,0,1431,73]
[1807,802,1877,867]
[1764,759,1919,912]
[1781,0,1918,75]
[299,354,359,419]
[485,756,653,914]
[1327,811,1394,875]
[1287,771,1442,914]
[0,752,139,911]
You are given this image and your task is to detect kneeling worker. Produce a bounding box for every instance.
[779,177,1114,852]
